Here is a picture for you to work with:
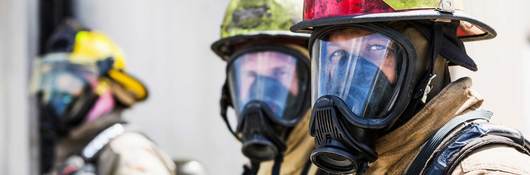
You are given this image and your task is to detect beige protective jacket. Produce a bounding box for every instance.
[249,77,530,175]
[52,112,176,175]
[367,77,530,175]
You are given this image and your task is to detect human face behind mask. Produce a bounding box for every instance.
[224,46,310,161]
[234,51,299,118]
[32,53,117,135]
[32,53,102,134]
[326,29,398,84]
[313,27,400,118]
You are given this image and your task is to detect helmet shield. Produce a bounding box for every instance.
[312,27,404,119]
[31,53,100,119]
[228,49,309,125]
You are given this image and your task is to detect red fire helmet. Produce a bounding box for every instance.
[291,0,495,41]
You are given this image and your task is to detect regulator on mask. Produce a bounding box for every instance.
[308,24,418,174]
[219,46,310,164]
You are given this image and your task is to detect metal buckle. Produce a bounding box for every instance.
[421,74,437,103]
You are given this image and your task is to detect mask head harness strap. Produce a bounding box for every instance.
[220,81,241,141]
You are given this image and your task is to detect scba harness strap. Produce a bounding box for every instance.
[57,123,126,175]
[428,123,530,175]
[405,110,530,175]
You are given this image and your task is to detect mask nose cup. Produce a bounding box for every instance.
[310,140,357,174]
[242,134,278,161]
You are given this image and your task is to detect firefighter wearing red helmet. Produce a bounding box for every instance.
[291,0,530,174]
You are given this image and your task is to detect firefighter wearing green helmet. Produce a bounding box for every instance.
[211,0,318,174]
[290,0,530,174]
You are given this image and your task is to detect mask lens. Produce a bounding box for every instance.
[241,134,278,161]
[228,49,309,123]
[312,28,402,118]
[32,53,99,116]
[317,152,353,167]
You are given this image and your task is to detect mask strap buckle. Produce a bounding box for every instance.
[421,74,437,103]
[414,23,443,104]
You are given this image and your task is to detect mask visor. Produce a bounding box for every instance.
[31,53,100,118]
[228,49,309,124]
[312,28,403,119]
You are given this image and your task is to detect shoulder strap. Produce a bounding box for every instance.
[300,159,312,175]
[404,109,493,175]
[445,134,530,173]
[441,123,530,174]
[272,155,284,175]
[81,123,126,161]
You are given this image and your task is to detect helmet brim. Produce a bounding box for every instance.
[211,31,310,60]
[291,9,496,42]
[107,69,149,104]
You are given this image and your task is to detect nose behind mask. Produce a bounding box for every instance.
[351,57,394,117]
[247,75,294,117]
[329,53,394,117]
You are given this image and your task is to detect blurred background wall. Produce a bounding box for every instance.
[0,0,36,174]
[453,0,530,134]
[73,0,244,174]
[0,0,529,174]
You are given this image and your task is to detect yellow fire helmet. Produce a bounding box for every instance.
[45,20,149,107]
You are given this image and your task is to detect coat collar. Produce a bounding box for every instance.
[367,77,484,174]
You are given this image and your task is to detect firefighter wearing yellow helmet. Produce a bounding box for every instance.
[32,20,176,175]
[211,0,319,174]
[289,0,530,174]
